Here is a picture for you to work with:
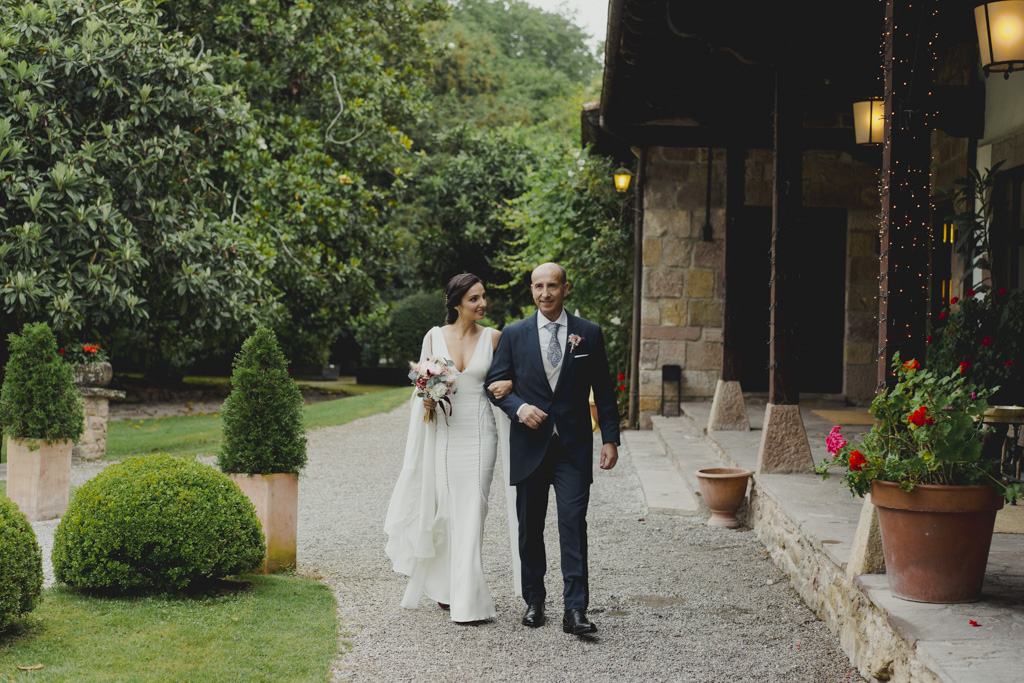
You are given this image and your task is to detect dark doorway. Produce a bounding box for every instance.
[734,206,847,394]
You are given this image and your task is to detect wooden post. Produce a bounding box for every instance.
[627,148,647,430]
[757,69,812,472]
[709,146,750,431]
[877,0,934,390]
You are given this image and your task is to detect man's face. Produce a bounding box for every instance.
[531,265,568,320]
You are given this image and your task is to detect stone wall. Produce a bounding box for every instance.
[748,484,942,683]
[638,146,879,425]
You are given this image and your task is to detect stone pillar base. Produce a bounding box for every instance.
[229,472,298,573]
[73,388,125,461]
[847,493,885,578]
[756,403,813,473]
[6,438,73,520]
[708,380,750,431]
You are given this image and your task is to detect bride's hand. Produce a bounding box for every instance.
[488,380,513,400]
[422,398,437,410]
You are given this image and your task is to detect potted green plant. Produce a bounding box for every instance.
[0,322,84,520]
[814,354,1023,603]
[218,326,307,573]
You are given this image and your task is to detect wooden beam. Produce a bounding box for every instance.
[877,0,934,390]
[721,146,746,382]
[768,70,802,406]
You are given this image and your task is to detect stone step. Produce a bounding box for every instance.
[650,415,733,506]
[620,429,699,516]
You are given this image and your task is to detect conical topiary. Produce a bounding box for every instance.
[218,326,307,474]
[0,322,84,444]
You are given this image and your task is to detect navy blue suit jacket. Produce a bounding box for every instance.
[486,313,620,485]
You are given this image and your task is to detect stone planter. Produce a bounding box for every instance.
[695,467,754,528]
[228,472,298,573]
[872,480,1003,603]
[5,437,73,520]
[73,361,113,388]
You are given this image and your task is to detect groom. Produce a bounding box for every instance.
[486,262,620,636]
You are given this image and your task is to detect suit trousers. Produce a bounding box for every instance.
[516,434,590,610]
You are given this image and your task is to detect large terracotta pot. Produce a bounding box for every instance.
[5,437,73,520]
[871,480,1004,603]
[695,467,754,528]
[228,472,298,573]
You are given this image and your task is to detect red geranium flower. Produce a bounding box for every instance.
[848,450,866,471]
[959,361,972,375]
[998,287,1008,296]
[908,406,935,427]
[59,348,65,355]
[926,335,933,344]
[982,337,992,346]
[903,359,920,371]
[939,311,947,321]
[1006,360,1014,368]
[965,289,976,297]
[617,373,625,381]
[619,385,626,392]
[950,296,959,304]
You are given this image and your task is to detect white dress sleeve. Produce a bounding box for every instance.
[384,328,440,591]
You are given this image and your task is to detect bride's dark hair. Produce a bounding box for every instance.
[444,273,483,324]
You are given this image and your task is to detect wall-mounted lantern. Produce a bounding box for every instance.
[613,168,633,193]
[852,98,885,145]
[975,1,1024,79]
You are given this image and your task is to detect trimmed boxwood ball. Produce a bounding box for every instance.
[52,454,265,592]
[0,496,44,631]
[218,326,307,475]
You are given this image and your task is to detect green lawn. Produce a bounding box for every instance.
[0,574,337,682]
[105,386,410,460]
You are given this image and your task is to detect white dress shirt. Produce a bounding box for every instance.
[516,309,567,424]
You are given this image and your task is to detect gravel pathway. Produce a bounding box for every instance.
[302,406,863,682]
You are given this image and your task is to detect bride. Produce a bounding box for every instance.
[384,273,520,623]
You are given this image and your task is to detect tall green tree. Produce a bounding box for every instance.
[160,0,448,364]
[0,0,275,371]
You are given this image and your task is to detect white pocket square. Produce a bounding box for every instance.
[574,354,590,359]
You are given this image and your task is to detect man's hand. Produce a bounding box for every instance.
[519,405,548,429]
[600,443,618,470]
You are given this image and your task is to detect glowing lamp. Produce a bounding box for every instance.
[852,99,885,146]
[976,1,1024,78]
[613,168,632,193]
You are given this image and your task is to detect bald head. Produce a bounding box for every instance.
[532,262,566,286]
[531,262,569,321]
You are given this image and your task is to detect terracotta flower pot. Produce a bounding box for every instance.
[228,472,298,573]
[5,437,73,520]
[871,480,1004,603]
[695,467,754,528]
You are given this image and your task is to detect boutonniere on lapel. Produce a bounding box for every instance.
[568,334,584,354]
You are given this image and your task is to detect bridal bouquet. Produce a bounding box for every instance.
[408,356,457,423]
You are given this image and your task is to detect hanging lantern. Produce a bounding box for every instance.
[613,168,633,193]
[852,98,885,145]
[975,1,1024,79]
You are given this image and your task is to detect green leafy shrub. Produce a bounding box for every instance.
[387,291,444,366]
[0,322,83,443]
[0,495,44,631]
[52,454,265,592]
[218,327,307,475]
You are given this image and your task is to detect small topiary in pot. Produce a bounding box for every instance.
[218,325,307,475]
[0,495,44,631]
[0,321,84,444]
[51,454,265,592]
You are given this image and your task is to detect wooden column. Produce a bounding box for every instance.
[877,0,934,390]
[627,148,647,430]
[709,146,750,431]
[757,69,812,472]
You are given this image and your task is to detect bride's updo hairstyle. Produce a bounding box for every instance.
[444,273,482,324]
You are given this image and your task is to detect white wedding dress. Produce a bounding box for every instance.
[384,326,520,622]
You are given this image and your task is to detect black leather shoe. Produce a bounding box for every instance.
[521,603,545,627]
[562,608,597,635]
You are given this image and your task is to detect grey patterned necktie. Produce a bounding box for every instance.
[546,321,562,368]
